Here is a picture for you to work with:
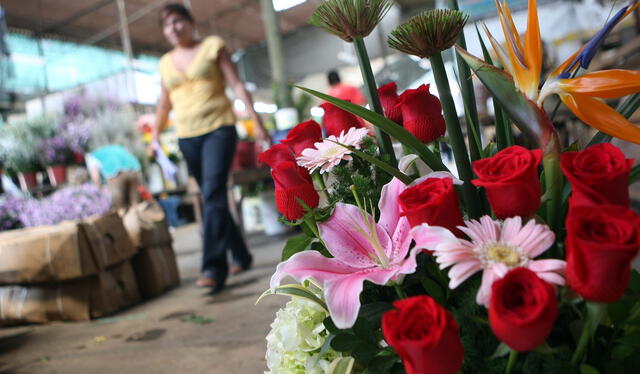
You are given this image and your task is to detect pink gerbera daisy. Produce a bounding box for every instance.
[297,127,369,174]
[411,215,566,307]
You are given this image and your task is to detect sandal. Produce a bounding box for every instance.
[230,263,251,275]
[195,277,217,288]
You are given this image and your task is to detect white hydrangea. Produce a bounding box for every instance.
[265,297,341,374]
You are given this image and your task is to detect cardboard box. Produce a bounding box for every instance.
[132,246,180,298]
[122,201,172,248]
[0,222,99,284]
[91,260,140,318]
[80,212,138,269]
[0,260,140,325]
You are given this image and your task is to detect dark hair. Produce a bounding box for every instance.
[327,70,341,86]
[160,3,194,25]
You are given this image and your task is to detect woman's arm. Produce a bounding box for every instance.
[152,83,172,144]
[218,47,271,145]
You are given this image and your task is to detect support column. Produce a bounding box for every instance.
[115,0,135,102]
[259,0,293,108]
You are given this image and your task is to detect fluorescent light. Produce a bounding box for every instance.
[254,102,278,114]
[310,106,324,117]
[273,0,306,12]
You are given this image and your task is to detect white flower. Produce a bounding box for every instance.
[265,297,341,374]
[297,127,370,174]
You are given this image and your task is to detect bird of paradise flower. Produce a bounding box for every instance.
[480,0,640,144]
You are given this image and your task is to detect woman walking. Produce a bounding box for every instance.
[152,3,270,292]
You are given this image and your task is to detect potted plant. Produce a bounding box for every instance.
[0,116,56,191]
[37,134,74,186]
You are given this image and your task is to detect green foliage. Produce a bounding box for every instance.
[0,116,57,172]
[328,137,392,209]
[281,234,314,261]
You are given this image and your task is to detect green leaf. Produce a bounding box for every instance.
[580,364,600,374]
[295,85,449,172]
[281,234,314,261]
[311,241,333,258]
[256,284,328,311]
[630,270,640,293]
[352,317,377,345]
[324,317,341,334]
[456,46,556,150]
[330,140,413,185]
[359,302,394,329]
[631,165,640,185]
[611,344,635,360]
[615,333,640,348]
[420,278,445,305]
[331,333,360,352]
[368,354,399,374]
[352,342,378,363]
[489,342,511,359]
[328,357,355,374]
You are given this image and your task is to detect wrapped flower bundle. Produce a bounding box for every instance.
[259,1,640,373]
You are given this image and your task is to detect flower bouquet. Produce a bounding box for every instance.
[258,1,640,373]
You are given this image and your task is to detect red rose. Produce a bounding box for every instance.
[561,143,633,207]
[280,120,323,157]
[395,84,445,143]
[272,161,319,220]
[378,82,403,125]
[382,295,464,374]
[472,146,543,219]
[319,102,364,137]
[258,144,295,168]
[489,267,558,352]
[565,205,640,302]
[398,177,464,236]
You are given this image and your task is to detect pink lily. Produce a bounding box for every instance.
[270,178,421,329]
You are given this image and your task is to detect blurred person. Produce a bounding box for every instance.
[327,70,366,106]
[86,144,142,209]
[152,3,270,292]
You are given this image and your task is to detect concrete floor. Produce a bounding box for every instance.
[0,224,290,374]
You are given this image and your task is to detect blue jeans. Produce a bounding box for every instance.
[178,126,252,288]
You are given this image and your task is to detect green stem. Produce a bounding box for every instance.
[448,0,481,162]
[312,172,330,203]
[494,103,513,150]
[505,350,518,374]
[394,285,407,299]
[353,37,397,166]
[303,215,320,240]
[543,134,562,233]
[430,52,481,219]
[571,302,607,366]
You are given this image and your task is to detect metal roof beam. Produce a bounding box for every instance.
[84,0,166,45]
[41,0,113,34]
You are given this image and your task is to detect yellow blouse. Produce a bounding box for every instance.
[159,36,236,138]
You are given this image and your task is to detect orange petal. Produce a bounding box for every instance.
[549,45,584,79]
[560,92,640,144]
[524,0,542,86]
[624,1,640,17]
[482,23,514,74]
[559,70,640,98]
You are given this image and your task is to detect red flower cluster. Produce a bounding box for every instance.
[561,143,639,302]
[377,82,445,143]
[382,296,464,374]
[258,122,321,220]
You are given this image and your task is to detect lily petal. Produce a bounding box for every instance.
[324,273,369,329]
[411,224,459,252]
[378,177,407,238]
[319,203,392,267]
[270,250,361,289]
[559,69,640,98]
[559,91,640,144]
